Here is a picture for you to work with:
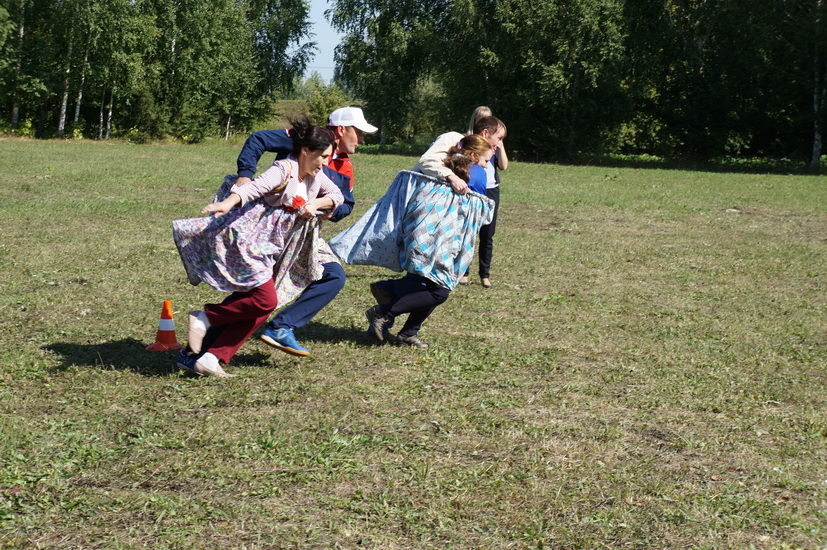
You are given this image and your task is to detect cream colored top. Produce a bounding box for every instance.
[411,131,464,181]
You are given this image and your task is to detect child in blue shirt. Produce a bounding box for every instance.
[442,134,494,194]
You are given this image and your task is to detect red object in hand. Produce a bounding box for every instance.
[288,196,306,212]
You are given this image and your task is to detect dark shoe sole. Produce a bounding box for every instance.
[260,333,311,357]
[176,361,196,374]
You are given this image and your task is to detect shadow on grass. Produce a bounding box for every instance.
[45,338,275,376]
[44,325,381,377]
[298,321,380,347]
[45,338,181,377]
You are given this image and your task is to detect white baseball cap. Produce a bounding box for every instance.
[328,106,378,133]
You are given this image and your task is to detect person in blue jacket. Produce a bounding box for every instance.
[232,106,378,357]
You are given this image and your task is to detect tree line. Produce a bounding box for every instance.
[1,0,825,168]
[0,0,315,142]
[330,0,826,168]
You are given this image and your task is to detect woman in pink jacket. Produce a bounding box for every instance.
[173,119,343,377]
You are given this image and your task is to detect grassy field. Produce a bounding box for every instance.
[0,137,824,549]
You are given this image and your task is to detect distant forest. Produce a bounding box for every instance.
[1,0,825,167]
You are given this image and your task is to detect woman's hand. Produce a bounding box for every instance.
[298,204,319,219]
[202,193,241,218]
[447,173,469,194]
[298,197,334,219]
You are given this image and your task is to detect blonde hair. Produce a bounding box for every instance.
[467,105,493,135]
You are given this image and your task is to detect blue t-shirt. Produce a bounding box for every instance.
[468,164,487,194]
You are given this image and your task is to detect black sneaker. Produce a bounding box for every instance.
[395,333,429,349]
[365,305,392,342]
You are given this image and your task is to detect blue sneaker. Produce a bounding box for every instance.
[260,327,310,357]
[176,347,198,374]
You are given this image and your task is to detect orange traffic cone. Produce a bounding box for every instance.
[146,300,183,352]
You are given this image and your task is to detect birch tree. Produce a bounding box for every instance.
[810,0,826,168]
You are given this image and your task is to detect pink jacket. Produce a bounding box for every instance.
[231,156,343,211]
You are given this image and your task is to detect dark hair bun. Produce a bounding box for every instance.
[289,116,333,154]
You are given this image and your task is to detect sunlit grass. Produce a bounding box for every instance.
[0,137,825,548]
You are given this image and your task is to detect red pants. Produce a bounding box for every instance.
[201,279,277,364]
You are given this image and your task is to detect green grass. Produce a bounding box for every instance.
[0,137,825,549]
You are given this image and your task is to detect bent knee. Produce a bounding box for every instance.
[433,287,450,305]
[251,283,278,312]
[325,262,346,292]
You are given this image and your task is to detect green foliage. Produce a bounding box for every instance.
[332,0,446,146]
[298,72,356,126]
[328,0,827,164]
[0,6,12,65]
[3,0,826,162]
[0,0,314,141]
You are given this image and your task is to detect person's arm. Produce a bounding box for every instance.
[202,193,241,217]
[236,129,293,183]
[301,172,344,219]
[230,160,290,205]
[413,132,469,194]
[497,145,508,170]
[299,196,335,219]
[322,166,355,222]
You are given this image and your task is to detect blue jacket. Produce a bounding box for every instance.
[236,129,355,222]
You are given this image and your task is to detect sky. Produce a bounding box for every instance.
[304,0,344,83]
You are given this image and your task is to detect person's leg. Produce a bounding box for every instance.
[366,273,433,341]
[261,262,345,356]
[478,186,500,284]
[367,273,450,346]
[365,275,407,341]
[396,285,450,338]
[269,262,345,330]
[202,279,278,365]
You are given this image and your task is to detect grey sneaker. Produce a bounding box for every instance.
[365,305,392,342]
[395,333,429,349]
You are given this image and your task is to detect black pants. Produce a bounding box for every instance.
[467,185,499,278]
[375,273,450,337]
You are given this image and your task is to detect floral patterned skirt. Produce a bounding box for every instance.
[172,177,338,305]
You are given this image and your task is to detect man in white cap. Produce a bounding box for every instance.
[230,106,378,357]
[324,106,379,192]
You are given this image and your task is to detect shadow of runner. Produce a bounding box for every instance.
[44,338,179,376]
[297,321,382,347]
[44,339,276,376]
